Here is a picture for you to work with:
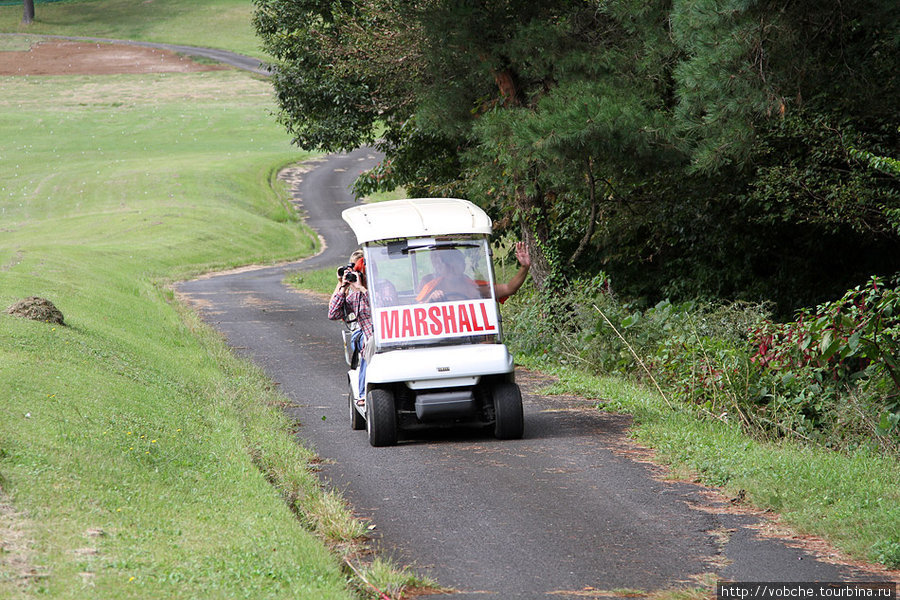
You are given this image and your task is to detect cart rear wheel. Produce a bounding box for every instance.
[366,387,398,447]
[349,390,366,430]
[493,382,524,440]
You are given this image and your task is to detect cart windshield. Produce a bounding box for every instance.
[365,236,501,349]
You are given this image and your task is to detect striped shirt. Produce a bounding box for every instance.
[328,289,373,352]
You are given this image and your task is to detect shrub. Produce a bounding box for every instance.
[747,276,900,448]
[503,274,900,454]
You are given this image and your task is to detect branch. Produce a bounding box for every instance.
[569,156,599,265]
[592,304,674,410]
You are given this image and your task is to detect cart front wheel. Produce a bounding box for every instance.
[493,382,524,440]
[366,387,398,447]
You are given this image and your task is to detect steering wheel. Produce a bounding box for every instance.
[439,292,473,302]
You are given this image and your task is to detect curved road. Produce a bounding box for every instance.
[1,33,271,75]
[175,149,877,598]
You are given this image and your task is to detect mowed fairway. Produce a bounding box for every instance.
[0,60,359,598]
[0,0,266,58]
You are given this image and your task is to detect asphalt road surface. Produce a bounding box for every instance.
[176,149,879,599]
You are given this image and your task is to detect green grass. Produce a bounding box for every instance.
[0,67,372,598]
[2,72,309,272]
[0,32,39,50]
[286,268,338,298]
[361,187,407,204]
[0,0,266,58]
[519,357,900,569]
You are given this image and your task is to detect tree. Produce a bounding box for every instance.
[262,0,673,289]
[255,0,900,311]
[22,0,34,24]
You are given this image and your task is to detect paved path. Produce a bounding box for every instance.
[176,150,880,599]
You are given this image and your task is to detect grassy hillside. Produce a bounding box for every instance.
[0,7,377,595]
[0,0,265,58]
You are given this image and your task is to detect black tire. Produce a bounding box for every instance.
[366,387,398,447]
[349,390,366,430]
[493,382,524,440]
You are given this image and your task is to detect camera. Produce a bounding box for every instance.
[337,264,357,283]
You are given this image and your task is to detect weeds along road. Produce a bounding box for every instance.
[174,148,879,598]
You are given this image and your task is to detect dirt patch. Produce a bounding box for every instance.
[0,40,228,76]
[6,296,65,325]
[0,487,43,591]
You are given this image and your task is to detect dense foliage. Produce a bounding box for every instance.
[254,0,900,315]
[501,273,900,456]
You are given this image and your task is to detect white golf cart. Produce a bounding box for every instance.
[340,198,524,446]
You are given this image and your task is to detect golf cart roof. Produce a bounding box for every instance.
[342,198,493,245]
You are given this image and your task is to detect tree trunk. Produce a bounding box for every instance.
[568,156,599,266]
[22,0,35,24]
[493,68,520,107]
[515,186,552,290]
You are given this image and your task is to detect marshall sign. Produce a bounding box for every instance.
[375,299,499,343]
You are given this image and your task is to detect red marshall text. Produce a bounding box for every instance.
[378,301,498,341]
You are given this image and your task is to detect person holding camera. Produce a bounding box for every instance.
[328,257,372,405]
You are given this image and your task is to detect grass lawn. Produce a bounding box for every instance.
[0,63,370,598]
[0,0,266,58]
